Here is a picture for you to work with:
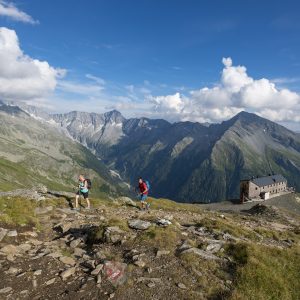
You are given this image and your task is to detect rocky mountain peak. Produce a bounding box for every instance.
[0,102,29,117]
[103,110,125,124]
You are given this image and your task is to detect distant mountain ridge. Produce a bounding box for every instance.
[0,102,128,195]
[4,101,300,202]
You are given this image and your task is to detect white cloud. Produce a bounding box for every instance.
[271,77,300,84]
[57,80,104,96]
[0,1,38,24]
[150,92,185,113]
[85,74,106,85]
[0,27,64,103]
[149,57,300,124]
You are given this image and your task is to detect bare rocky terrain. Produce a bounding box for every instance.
[0,189,299,299]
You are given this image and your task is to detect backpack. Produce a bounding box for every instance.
[144,180,150,191]
[85,179,92,189]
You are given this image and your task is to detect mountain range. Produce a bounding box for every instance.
[2,101,300,202]
[0,102,128,196]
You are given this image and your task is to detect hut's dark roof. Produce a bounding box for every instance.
[250,175,287,187]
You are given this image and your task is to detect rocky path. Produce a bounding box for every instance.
[0,195,299,300]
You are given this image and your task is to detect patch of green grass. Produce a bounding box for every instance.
[134,225,181,250]
[228,243,300,300]
[61,248,72,257]
[148,197,204,213]
[181,252,229,298]
[107,217,130,231]
[196,217,259,241]
[0,196,39,226]
[225,243,249,265]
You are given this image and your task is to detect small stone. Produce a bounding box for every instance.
[146,267,152,274]
[206,243,222,253]
[18,243,32,253]
[7,230,18,237]
[20,290,29,295]
[60,256,76,266]
[156,250,170,257]
[133,260,146,268]
[16,272,26,278]
[132,253,145,261]
[1,244,17,255]
[109,293,115,299]
[28,239,43,246]
[0,287,12,294]
[104,226,126,244]
[46,278,56,285]
[6,254,15,262]
[96,274,102,284]
[0,228,8,242]
[177,283,187,289]
[48,252,62,258]
[91,264,103,276]
[6,267,20,275]
[163,214,174,220]
[53,222,72,234]
[147,282,155,288]
[21,231,38,238]
[156,219,172,226]
[70,239,82,248]
[181,248,220,261]
[128,219,151,230]
[60,267,76,280]
[73,247,86,257]
[33,270,42,276]
[32,279,38,288]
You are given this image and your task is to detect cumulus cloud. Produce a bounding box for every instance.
[0,27,64,102]
[149,57,300,124]
[150,92,186,113]
[0,0,38,24]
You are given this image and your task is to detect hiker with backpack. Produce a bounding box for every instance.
[138,177,150,210]
[75,175,91,210]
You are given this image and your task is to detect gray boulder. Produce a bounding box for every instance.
[0,228,8,242]
[181,247,221,261]
[128,219,151,230]
[104,226,126,243]
[116,196,137,207]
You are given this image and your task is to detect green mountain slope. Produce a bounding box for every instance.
[179,112,300,202]
[0,105,128,196]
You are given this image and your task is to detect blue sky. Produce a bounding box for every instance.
[0,0,300,129]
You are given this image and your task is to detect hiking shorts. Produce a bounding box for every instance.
[139,194,148,202]
[77,190,89,199]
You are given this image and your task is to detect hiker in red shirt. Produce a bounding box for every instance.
[138,177,150,210]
